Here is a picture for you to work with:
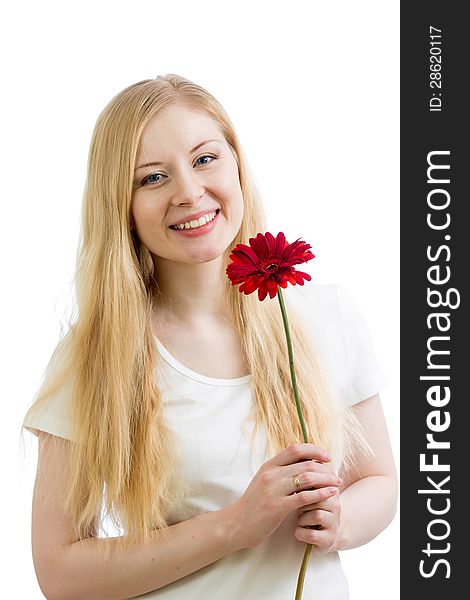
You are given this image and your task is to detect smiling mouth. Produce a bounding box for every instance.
[169,209,220,230]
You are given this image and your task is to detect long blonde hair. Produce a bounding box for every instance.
[28,74,368,549]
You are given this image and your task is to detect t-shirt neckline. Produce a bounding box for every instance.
[154,337,252,387]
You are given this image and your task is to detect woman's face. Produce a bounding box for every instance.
[131,103,244,266]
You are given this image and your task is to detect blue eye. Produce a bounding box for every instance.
[138,154,216,188]
[142,172,163,186]
[195,154,215,166]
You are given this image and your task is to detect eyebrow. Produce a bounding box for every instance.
[134,139,223,172]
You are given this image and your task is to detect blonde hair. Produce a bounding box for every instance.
[28,74,369,550]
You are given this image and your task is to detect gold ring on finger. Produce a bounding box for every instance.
[293,474,303,493]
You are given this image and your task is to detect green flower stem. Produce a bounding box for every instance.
[276,286,312,600]
[276,287,309,443]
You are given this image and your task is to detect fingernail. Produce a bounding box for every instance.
[336,478,343,485]
[328,487,337,494]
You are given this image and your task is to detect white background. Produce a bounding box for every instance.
[1,1,399,597]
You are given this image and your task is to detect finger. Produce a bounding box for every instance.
[272,444,332,467]
[297,509,335,529]
[284,471,342,496]
[295,525,336,552]
[288,486,338,510]
[285,459,335,479]
[298,494,339,515]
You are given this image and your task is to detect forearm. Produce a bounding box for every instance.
[334,475,397,551]
[51,504,240,600]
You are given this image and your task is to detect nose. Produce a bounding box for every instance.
[171,167,205,206]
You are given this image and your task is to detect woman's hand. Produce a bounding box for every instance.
[228,443,343,550]
[294,490,342,554]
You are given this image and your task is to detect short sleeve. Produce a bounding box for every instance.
[22,345,74,441]
[337,285,389,406]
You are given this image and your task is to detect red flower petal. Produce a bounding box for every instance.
[274,231,287,256]
[226,231,314,301]
[249,233,270,259]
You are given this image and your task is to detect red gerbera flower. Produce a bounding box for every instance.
[226,231,315,301]
[226,230,317,597]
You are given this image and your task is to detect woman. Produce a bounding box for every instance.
[23,74,397,599]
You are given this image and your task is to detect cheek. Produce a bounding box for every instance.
[217,154,242,193]
[131,197,165,238]
[133,195,152,222]
[220,165,243,209]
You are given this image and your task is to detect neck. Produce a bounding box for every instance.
[152,255,229,324]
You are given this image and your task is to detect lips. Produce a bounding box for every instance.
[170,209,220,228]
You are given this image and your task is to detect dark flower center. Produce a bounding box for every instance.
[266,263,278,270]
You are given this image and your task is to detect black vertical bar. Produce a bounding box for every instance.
[401,3,467,596]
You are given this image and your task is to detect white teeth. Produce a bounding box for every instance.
[173,211,216,230]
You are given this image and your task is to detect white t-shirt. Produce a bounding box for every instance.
[23,282,388,600]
